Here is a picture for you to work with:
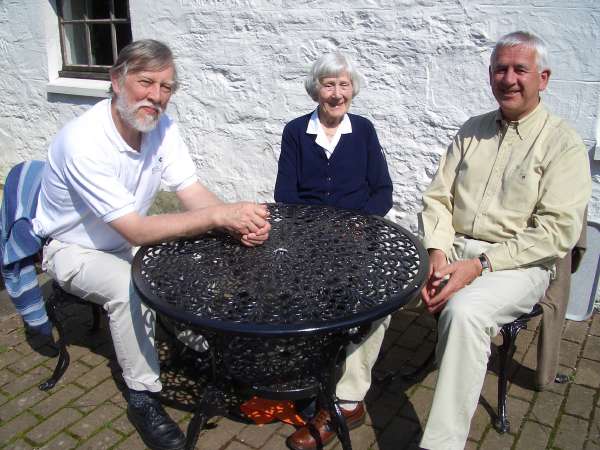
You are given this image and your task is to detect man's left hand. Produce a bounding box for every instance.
[424,258,483,314]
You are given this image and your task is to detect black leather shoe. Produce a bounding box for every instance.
[127,390,185,450]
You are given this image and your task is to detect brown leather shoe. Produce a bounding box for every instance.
[286,402,366,450]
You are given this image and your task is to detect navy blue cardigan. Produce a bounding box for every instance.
[274,112,393,216]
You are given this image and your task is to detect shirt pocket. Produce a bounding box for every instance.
[499,170,539,213]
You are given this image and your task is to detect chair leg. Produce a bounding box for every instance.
[90,304,102,333]
[495,321,525,433]
[39,291,70,391]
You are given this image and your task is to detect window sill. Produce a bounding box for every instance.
[46,77,110,98]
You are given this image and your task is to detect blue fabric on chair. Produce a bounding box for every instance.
[0,160,50,334]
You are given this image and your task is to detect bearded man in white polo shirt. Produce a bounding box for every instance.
[33,40,270,450]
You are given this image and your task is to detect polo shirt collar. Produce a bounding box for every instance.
[495,101,546,140]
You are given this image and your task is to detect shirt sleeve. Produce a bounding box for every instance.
[159,121,198,192]
[420,130,462,255]
[62,145,136,224]
[484,136,591,271]
[363,122,393,216]
[274,123,304,204]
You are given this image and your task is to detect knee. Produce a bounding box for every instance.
[439,299,485,332]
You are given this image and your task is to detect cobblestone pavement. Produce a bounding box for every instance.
[1,277,599,450]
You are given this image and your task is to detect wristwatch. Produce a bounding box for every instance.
[478,254,491,275]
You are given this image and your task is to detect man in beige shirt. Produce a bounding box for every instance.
[419,31,591,450]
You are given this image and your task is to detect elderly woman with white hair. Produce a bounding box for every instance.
[275,52,392,450]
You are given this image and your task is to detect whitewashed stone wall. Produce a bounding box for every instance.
[1,0,599,231]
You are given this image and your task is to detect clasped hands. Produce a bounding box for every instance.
[217,202,271,247]
[421,249,484,314]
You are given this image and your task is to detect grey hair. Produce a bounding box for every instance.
[108,39,178,96]
[304,52,365,101]
[491,31,550,72]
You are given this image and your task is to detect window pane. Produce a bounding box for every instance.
[116,24,132,54]
[63,23,88,65]
[89,24,113,65]
[62,0,85,20]
[86,0,111,19]
[114,0,130,19]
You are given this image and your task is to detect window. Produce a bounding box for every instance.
[57,0,132,80]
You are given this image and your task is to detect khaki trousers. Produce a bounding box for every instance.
[420,236,550,450]
[43,239,162,392]
[336,316,390,401]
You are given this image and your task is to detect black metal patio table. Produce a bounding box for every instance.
[131,203,428,450]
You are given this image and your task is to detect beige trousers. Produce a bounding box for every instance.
[420,236,550,450]
[43,239,162,392]
[336,316,391,401]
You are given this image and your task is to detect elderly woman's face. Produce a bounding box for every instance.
[317,71,353,124]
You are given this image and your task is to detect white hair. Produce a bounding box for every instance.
[304,52,365,101]
[491,31,550,72]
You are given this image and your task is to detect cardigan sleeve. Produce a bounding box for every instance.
[363,122,393,216]
[274,122,304,204]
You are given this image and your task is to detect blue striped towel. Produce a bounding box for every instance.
[0,160,50,334]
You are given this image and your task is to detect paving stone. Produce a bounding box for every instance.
[339,424,377,450]
[514,420,551,450]
[31,384,85,418]
[74,362,113,389]
[0,344,23,370]
[8,349,49,374]
[223,441,254,450]
[401,386,433,424]
[0,367,17,387]
[553,414,589,450]
[113,430,147,450]
[398,325,430,350]
[0,411,38,444]
[479,427,515,450]
[236,421,282,448]
[69,403,122,439]
[367,392,405,430]
[39,432,79,449]
[255,432,290,450]
[530,390,563,427]
[109,411,135,435]
[559,339,581,368]
[26,408,83,445]
[0,386,48,421]
[575,359,600,388]
[589,407,600,448]
[565,384,596,419]
[468,403,491,442]
[584,335,600,362]
[8,439,35,449]
[78,428,122,449]
[376,416,421,449]
[590,315,600,337]
[73,378,120,410]
[563,320,590,344]
[193,417,247,450]
[1,365,52,396]
[43,360,90,387]
[503,396,530,434]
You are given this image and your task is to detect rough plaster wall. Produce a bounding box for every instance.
[1,0,599,231]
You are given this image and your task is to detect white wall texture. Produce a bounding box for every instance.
[1,0,599,232]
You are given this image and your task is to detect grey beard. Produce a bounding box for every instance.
[115,94,162,133]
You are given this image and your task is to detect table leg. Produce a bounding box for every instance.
[185,384,228,450]
[320,342,353,450]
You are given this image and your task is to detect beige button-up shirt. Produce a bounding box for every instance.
[421,102,591,271]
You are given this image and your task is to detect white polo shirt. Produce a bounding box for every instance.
[33,99,197,252]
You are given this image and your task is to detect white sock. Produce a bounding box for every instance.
[338,400,359,412]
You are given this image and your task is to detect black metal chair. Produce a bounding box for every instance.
[38,282,103,391]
